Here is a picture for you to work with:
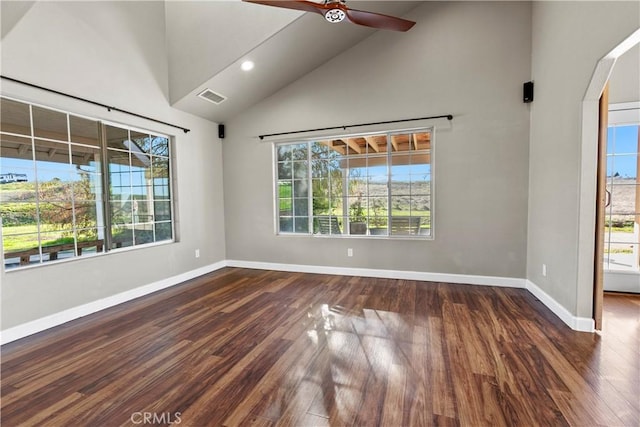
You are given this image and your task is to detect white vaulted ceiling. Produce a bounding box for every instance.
[165,1,421,123]
[1,1,422,124]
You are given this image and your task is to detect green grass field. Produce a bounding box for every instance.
[2,224,66,251]
[2,224,98,252]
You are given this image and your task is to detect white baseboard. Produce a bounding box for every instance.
[525,279,594,332]
[230,261,593,332]
[1,261,594,345]
[0,261,227,345]
[226,259,527,288]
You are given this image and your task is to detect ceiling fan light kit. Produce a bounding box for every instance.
[242,0,416,32]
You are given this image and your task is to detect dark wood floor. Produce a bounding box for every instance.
[1,268,639,426]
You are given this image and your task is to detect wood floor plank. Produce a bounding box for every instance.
[518,319,625,426]
[1,268,638,426]
[441,300,487,426]
[223,328,322,425]
[275,351,332,426]
[380,363,406,426]
[427,316,457,420]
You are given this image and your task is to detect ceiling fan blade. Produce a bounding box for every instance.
[241,0,324,16]
[345,8,415,32]
[242,0,416,32]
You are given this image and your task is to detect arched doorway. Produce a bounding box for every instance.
[580,29,640,329]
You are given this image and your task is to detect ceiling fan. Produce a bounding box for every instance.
[242,0,416,32]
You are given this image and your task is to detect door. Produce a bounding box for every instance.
[593,85,609,330]
[603,102,640,293]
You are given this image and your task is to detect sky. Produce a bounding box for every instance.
[607,125,640,179]
[0,157,150,197]
[0,156,102,187]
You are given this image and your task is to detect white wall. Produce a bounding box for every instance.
[223,2,531,279]
[528,1,640,317]
[0,1,226,330]
[609,44,640,104]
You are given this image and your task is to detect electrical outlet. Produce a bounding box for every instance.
[195,249,200,258]
[542,264,547,277]
[347,248,353,257]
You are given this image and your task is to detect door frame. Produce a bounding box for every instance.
[577,29,640,331]
[602,103,640,295]
[593,83,608,330]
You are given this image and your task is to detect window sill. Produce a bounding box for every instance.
[3,240,175,272]
[276,232,434,241]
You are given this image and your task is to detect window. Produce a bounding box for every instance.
[604,123,640,272]
[0,97,174,270]
[275,129,433,238]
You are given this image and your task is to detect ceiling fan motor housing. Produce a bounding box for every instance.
[325,8,346,23]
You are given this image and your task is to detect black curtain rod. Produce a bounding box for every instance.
[1,75,190,134]
[258,114,453,140]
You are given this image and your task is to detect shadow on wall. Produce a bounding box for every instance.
[1,1,35,39]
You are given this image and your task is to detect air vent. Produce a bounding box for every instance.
[197,88,227,105]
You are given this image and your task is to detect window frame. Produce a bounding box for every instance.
[1,96,176,271]
[273,127,435,240]
[101,119,176,251]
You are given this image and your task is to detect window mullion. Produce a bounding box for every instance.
[274,145,279,234]
[308,141,313,235]
[387,132,392,236]
[28,104,44,264]
[128,130,135,245]
[99,122,113,251]
[342,163,348,236]
[66,114,79,258]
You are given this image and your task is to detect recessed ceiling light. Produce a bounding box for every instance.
[241,61,254,71]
